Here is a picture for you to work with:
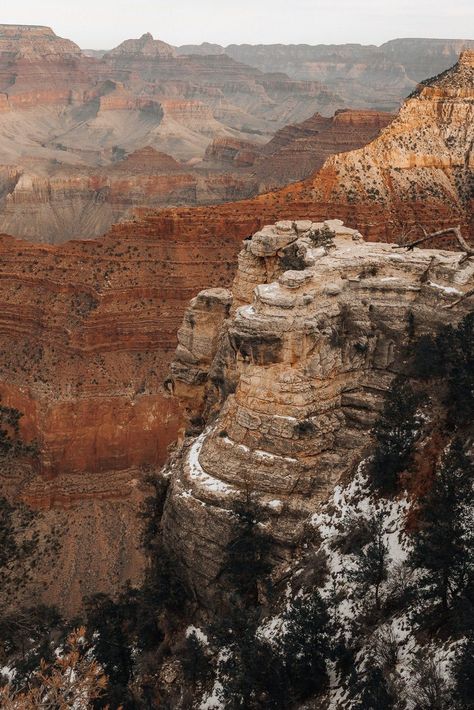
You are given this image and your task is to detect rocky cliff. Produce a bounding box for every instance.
[178,37,474,111]
[162,219,474,605]
[253,108,394,190]
[154,49,474,243]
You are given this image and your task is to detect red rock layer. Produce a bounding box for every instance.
[1,52,472,487]
[254,109,394,189]
[0,50,471,613]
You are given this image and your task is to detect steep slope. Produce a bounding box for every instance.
[252,108,394,190]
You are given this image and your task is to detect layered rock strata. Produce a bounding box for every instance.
[143,49,474,245]
[179,37,474,110]
[162,219,474,605]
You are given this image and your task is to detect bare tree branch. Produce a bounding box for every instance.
[443,287,474,309]
[394,225,474,255]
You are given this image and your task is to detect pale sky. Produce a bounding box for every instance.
[2,0,473,49]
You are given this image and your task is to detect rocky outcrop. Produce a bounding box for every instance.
[162,219,474,605]
[204,137,260,168]
[106,32,177,59]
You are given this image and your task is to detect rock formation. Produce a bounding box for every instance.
[252,109,394,190]
[162,219,474,605]
[178,37,474,111]
[0,25,352,242]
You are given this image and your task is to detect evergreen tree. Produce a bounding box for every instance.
[355,663,395,709]
[370,377,423,494]
[85,593,136,709]
[0,401,37,459]
[279,590,330,701]
[453,633,474,709]
[348,513,390,610]
[408,438,474,620]
[442,312,474,424]
[412,334,443,380]
[222,499,272,607]
[412,312,474,425]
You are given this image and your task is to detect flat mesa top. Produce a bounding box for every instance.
[0,24,53,29]
[0,25,55,36]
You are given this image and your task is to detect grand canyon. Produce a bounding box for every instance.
[0,14,473,710]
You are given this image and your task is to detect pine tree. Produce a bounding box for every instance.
[348,512,390,610]
[85,593,136,709]
[222,499,272,607]
[370,377,423,494]
[453,633,474,709]
[408,438,474,620]
[356,663,395,709]
[412,334,443,380]
[0,401,37,459]
[279,590,330,701]
[442,312,474,424]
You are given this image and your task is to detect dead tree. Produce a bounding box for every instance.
[394,225,474,309]
[395,225,474,259]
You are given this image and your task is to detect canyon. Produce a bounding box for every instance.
[0,41,472,614]
[1,27,471,244]
[178,37,474,111]
[0,25,347,243]
[0,107,393,244]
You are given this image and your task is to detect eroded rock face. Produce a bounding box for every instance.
[163,220,474,605]
[253,109,394,190]
[150,50,474,244]
[179,38,474,111]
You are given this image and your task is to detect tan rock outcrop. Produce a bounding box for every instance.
[163,220,474,605]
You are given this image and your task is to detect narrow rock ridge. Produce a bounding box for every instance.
[163,219,474,605]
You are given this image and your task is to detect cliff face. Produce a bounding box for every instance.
[151,49,473,243]
[0,215,241,612]
[179,37,474,111]
[253,109,394,190]
[162,219,474,605]
[0,24,101,110]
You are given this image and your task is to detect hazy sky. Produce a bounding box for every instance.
[3,0,473,49]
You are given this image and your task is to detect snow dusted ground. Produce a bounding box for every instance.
[184,453,464,708]
[259,460,459,708]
